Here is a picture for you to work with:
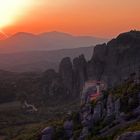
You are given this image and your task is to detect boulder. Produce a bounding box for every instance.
[63,120,74,139]
[41,127,54,140]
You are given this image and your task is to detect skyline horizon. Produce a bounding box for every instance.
[1,29,139,40]
[0,0,140,38]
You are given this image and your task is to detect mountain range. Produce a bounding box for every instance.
[0,31,108,53]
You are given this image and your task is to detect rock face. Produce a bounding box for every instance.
[59,31,140,97]
[59,57,73,95]
[40,76,140,140]
[114,98,121,118]
[93,101,103,122]
[88,31,140,87]
[40,55,88,103]
[87,43,107,81]
[73,55,87,96]
[106,94,115,117]
[17,30,140,105]
[41,69,68,103]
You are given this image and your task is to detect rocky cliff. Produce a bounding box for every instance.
[44,30,140,100]
[39,74,140,140]
[88,30,140,87]
[57,30,140,94]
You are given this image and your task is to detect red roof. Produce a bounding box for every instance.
[90,93,100,101]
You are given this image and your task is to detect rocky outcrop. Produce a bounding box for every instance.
[41,69,68,103]
[40,55,87,102]
[40,76,140,140]
[41,127,54,140]
[54,31,140,100]
[44,31,140,101]
[73,55,87,95]
[88,31,140,87]
[106,94,115,117]
[114,98,121,118]
[59,57,73,95]
[87,43,107,80]
[92,101,103,122]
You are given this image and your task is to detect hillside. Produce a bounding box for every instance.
[0,74,139,140]
[38,77,140,140]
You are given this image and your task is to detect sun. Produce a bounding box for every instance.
[0,0,33,28]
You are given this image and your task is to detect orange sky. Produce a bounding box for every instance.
[1,0,140,38]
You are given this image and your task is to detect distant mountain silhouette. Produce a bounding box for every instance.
[0,31,108,53]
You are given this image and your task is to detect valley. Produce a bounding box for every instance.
[0,31,140,140]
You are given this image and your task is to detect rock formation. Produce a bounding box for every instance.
[73,55,87,96]
[39,31,140,140]
[59,57,73,95]
[40,30,140,104]
[88,31,140,87]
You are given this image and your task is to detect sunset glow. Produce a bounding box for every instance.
[0,0,33,28]
[1,0,140,37]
